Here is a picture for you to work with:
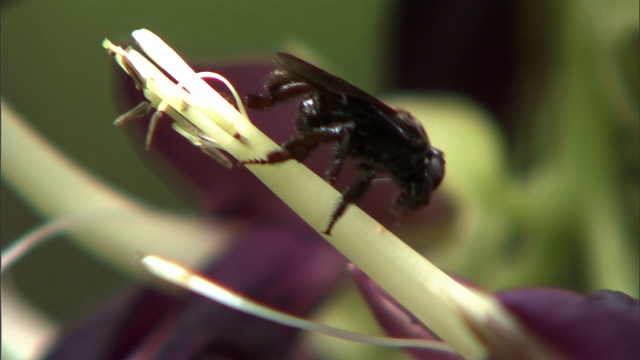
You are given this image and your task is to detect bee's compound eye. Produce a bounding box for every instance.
[425,149,445,188]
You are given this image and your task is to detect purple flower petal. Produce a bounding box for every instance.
[42,284,180,359]
[498,288,640,360]
[45,223,346,359]
[392,0,516,126]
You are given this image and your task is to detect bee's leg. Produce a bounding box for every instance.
[323,164,375,235]
[325,130,352,184]
[241,123,351,165]
[113,101,152,127]
[241,135,320,165]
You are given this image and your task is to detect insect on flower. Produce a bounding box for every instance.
[242,53,445,235]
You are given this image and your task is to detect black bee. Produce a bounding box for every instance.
[242,53,444,235]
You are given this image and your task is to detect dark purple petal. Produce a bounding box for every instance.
[41,286,179,359]
[45,223,347,359]
[351,266,463,360]
[498,288,640,360]
[392,0,517,128]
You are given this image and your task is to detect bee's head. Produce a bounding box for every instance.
[425,148,445,190]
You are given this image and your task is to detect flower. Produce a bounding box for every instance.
[96,30,639,359]
[98,30,540,359]
[2,0,637,356]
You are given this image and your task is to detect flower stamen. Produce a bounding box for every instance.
[140,253,456,354]
[104,37,248,167]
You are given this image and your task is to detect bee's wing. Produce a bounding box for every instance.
[275,53,427,146]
